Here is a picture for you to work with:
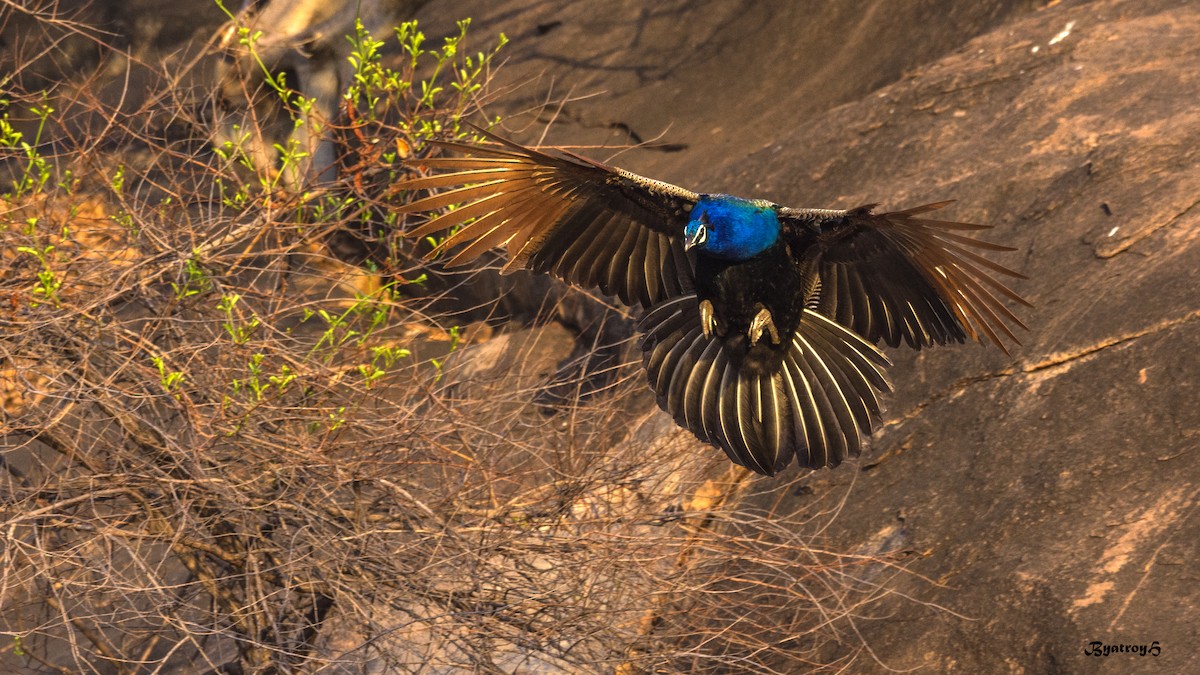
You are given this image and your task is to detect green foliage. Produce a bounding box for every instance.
[308,283,401,363]
[215,1,302,107]
[214,0,320,196]
[172,254,212,300]
[344,18,509,257]
[344,17,508,143]
[151,355,186,396]
[359,344,411,390]
[218,293,261,345]
[16,243,62,307]
[0,95,55,200]
[110,164,125,194]
[231,352,294,401]
[211,123,256,207]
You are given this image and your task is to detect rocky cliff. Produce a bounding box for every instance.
[415,1,1200,672]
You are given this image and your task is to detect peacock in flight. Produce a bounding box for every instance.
[395,127,1029,476]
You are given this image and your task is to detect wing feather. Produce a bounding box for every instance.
[397,127,698,308]
[781,202,1029,352]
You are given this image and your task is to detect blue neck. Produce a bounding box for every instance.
[688,194,780,260]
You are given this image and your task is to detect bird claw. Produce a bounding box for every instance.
[748,307,781,346]
[700,299,716,338]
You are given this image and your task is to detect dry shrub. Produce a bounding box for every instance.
[1,2,928,672]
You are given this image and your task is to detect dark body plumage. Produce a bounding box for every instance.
[700,237,811,367]
[394,128,1029,475]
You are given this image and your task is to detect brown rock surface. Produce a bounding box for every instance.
[413,0,1200,671]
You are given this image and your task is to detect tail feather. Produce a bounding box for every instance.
[638,295,893,475]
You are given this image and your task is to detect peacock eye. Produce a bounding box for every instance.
[699,212,710,225]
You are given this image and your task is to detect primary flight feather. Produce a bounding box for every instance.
[394,128,1029,475]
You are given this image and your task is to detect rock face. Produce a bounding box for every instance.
[413,0,1200,672]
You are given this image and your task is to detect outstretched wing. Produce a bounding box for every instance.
[639,294,893,475]
[393,128,698,309]
[780,202,1030,352]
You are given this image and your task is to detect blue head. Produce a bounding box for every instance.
[684,194,780,260]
